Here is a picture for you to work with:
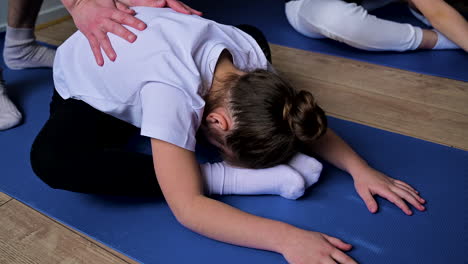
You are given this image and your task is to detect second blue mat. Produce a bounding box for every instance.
[182,0,468,82]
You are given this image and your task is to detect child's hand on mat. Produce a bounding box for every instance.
[282,229,357,264]
[352,166,426,215]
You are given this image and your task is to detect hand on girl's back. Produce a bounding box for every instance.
[64,0,201,66]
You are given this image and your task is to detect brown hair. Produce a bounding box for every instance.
[204,69,327,169]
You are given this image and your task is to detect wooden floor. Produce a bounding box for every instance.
[1,16,467,263]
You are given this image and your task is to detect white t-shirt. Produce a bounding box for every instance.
[53,7,268,151]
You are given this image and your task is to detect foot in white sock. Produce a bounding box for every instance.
[3,26,55,70]
[0,75,22,130]
[433,30,460,50]
[201,162,306,200]
[288,153,323,188]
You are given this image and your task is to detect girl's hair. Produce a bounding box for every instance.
[204,69,327,169]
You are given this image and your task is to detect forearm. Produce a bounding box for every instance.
[178,194,293,254]
[410,0,468,51]
[304,129,368,177]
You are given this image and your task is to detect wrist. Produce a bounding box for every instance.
[347,161,370,180]
[275,224,303,255]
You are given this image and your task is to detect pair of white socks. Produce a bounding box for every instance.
[201,153,323,200]
[0,26,55,130]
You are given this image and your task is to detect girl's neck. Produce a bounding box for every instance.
[210,50,244,94]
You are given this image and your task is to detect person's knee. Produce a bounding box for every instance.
[30,133,66,189]
[302,1,368,39]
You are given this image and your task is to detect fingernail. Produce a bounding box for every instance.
[128,35,136,42]
[138,23,146,30]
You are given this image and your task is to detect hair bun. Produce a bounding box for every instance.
[283,90,327,143]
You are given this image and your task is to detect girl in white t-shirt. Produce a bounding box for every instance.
[31,8,425,263]
[285,0,468,52]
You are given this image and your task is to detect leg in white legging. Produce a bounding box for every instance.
[285,0,423,51]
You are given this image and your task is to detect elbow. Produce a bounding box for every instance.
[170,194,206,229]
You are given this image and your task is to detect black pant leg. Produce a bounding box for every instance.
[31,92,162,196]
[235,24,272,64]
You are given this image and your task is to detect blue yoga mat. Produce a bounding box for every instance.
[182,0,468,82]
[1,38,467,263]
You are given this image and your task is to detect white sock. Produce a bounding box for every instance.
[433,30,460,50]
[201,162,306,200]
[288,153,322,188]
[0,70,22,130]
[3,26,55,70]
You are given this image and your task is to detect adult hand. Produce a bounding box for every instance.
[122,0,203,16]
[282,229,357,264]
[62,0,202,66]
[353,166,426,215]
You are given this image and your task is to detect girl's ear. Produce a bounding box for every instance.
[205,107,232,132]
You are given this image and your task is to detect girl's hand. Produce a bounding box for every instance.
[282,229,357,264]
[352,166,426,215]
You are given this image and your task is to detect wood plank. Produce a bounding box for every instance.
[36,19,77,46]
[0,200,138,264]
[271,45,468,150]
[0,192,12,206]
[290,75,468,148]
[271,44,468,116]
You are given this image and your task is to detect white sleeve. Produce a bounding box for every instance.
[140,82,198,151]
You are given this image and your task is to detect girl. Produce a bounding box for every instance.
[30,7,425,263]
[285,0,468,52]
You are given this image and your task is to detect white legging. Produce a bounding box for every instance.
[285,0,425,51]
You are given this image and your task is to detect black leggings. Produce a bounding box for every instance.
[30,25,272,196]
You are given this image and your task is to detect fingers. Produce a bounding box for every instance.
[392,182,425,205]
[357,189,378,213]
[85,33,104,66]
[96,30,117,62]
[181,2,203,16]
[104,20,138,42]
[110,9,146,31]
[115,1,135,14]
[396,183,425,204]
[381,189,413,215]
[331,250,358,264]
[394,180,419,194]
[322,258,338,264]
[323,234,353,251]
[119,0,160,7]
[323,235,357,264]
[391,186,425,211]
[166,0,192,14]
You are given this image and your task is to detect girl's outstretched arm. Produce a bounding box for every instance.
[409,0,468,52]
[304,129,426,215]
[151,138,357,264]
